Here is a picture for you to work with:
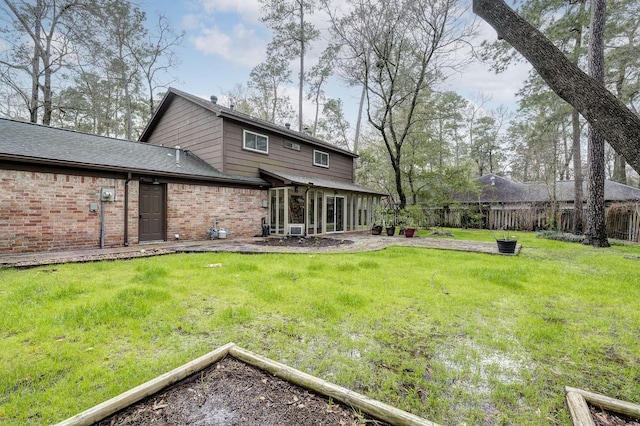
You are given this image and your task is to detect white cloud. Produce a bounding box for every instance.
[196,0,262,23]
[189,23,266,67]
[442,20,532,112]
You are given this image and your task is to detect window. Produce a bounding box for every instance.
[284,140,300,151]
[243,130,269,153]
[313,150,329,168]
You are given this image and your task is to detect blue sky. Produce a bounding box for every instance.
[139,0,532,128]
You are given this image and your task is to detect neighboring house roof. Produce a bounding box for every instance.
[0,118,267,186]
[260,168,387,196]
[460,173,640,203]
[139,87,358,158]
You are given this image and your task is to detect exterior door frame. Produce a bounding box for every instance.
[326,194,345,233]
[138,182,167,242]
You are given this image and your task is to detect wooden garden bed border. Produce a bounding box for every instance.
[56,342,438,426]
[565,386,640,426]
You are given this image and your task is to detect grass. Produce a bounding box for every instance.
[1,229,639,425]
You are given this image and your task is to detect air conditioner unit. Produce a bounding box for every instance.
[289,225,305,236]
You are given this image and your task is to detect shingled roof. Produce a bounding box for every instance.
[0,118,267,186]
[139,87,358,158]
[259,168,387,196]
[460,173,640,203]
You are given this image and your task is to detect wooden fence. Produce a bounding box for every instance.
[425,202,640,243]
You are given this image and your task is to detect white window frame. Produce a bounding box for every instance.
[313,149,329,168]
[243,130,269,154]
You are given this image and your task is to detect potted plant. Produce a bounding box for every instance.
[383,209,396,236]
[371,204,384,235]
[399,205,424,238]
[495,228,518,254]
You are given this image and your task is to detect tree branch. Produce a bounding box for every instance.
[473,0,640,173]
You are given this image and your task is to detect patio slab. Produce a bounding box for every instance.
[0,233,520,269]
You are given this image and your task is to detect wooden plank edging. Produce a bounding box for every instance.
[565,386,640,426]
[55,342,235,426]
[565,391,595,426]
[229,345,438,426]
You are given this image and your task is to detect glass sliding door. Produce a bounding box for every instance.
[326,196,335,232]
[269,188,286,235]
[326,195,345,233]
[336,196,344,232]
[307,190,315,235]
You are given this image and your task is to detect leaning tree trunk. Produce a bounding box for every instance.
[584,0,609,248]
[472,0,640,175]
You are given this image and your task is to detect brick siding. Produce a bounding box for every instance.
[0,169,267,254]
[167,183,267,240]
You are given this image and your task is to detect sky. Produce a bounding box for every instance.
[139,0,533,129]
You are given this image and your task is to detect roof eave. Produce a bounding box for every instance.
[0,154,268,187]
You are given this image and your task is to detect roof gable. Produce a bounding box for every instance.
[139,87,358,158]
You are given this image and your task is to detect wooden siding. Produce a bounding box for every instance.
[144,97,224,171]
[222,120,354,181]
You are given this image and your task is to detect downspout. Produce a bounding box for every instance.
[100,198,105,249]
[124,173,131,246]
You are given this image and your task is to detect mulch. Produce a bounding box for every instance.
[94,356,390,426]
[253,236,355,248]
[590,404,640,426]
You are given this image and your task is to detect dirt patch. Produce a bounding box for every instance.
[590,404,640,426]
[253,236,355,248]
[95,356,389,425]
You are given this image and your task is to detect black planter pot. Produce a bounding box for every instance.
[385,226,395,236]
[371,225,383,235]
[496,239,517,254]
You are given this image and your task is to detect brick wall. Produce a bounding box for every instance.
[0,169,268,254]
[167,183,268,240]
[0,169,127,253]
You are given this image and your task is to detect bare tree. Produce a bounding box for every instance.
[260,0,320,131]
[0,0,89,124]
[326,0,477,209]
[130,14,183,118]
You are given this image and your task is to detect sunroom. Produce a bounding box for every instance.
[260,169,386,236]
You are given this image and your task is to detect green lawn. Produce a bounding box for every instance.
[1,230,639,425]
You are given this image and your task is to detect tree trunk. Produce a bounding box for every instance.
[353,84,365,156]
[572,110,584,234]
[30,0,43,123]
[569,3,584,235]
[584,0,609,248]
[298,2,304,131]
[612,154,627,184]
[41,44,52,126]
[473,0,640,175]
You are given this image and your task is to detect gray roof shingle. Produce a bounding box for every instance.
[259,168,386,195]
[462,173,640,203]
[0,118,266,185]
[140,88,358,158]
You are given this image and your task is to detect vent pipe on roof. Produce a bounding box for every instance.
[285,123,291,130]
[490,175,496,186]
[210,95,218,104]
[175,145,181,167]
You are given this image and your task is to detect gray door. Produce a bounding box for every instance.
[139,183,166,241]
